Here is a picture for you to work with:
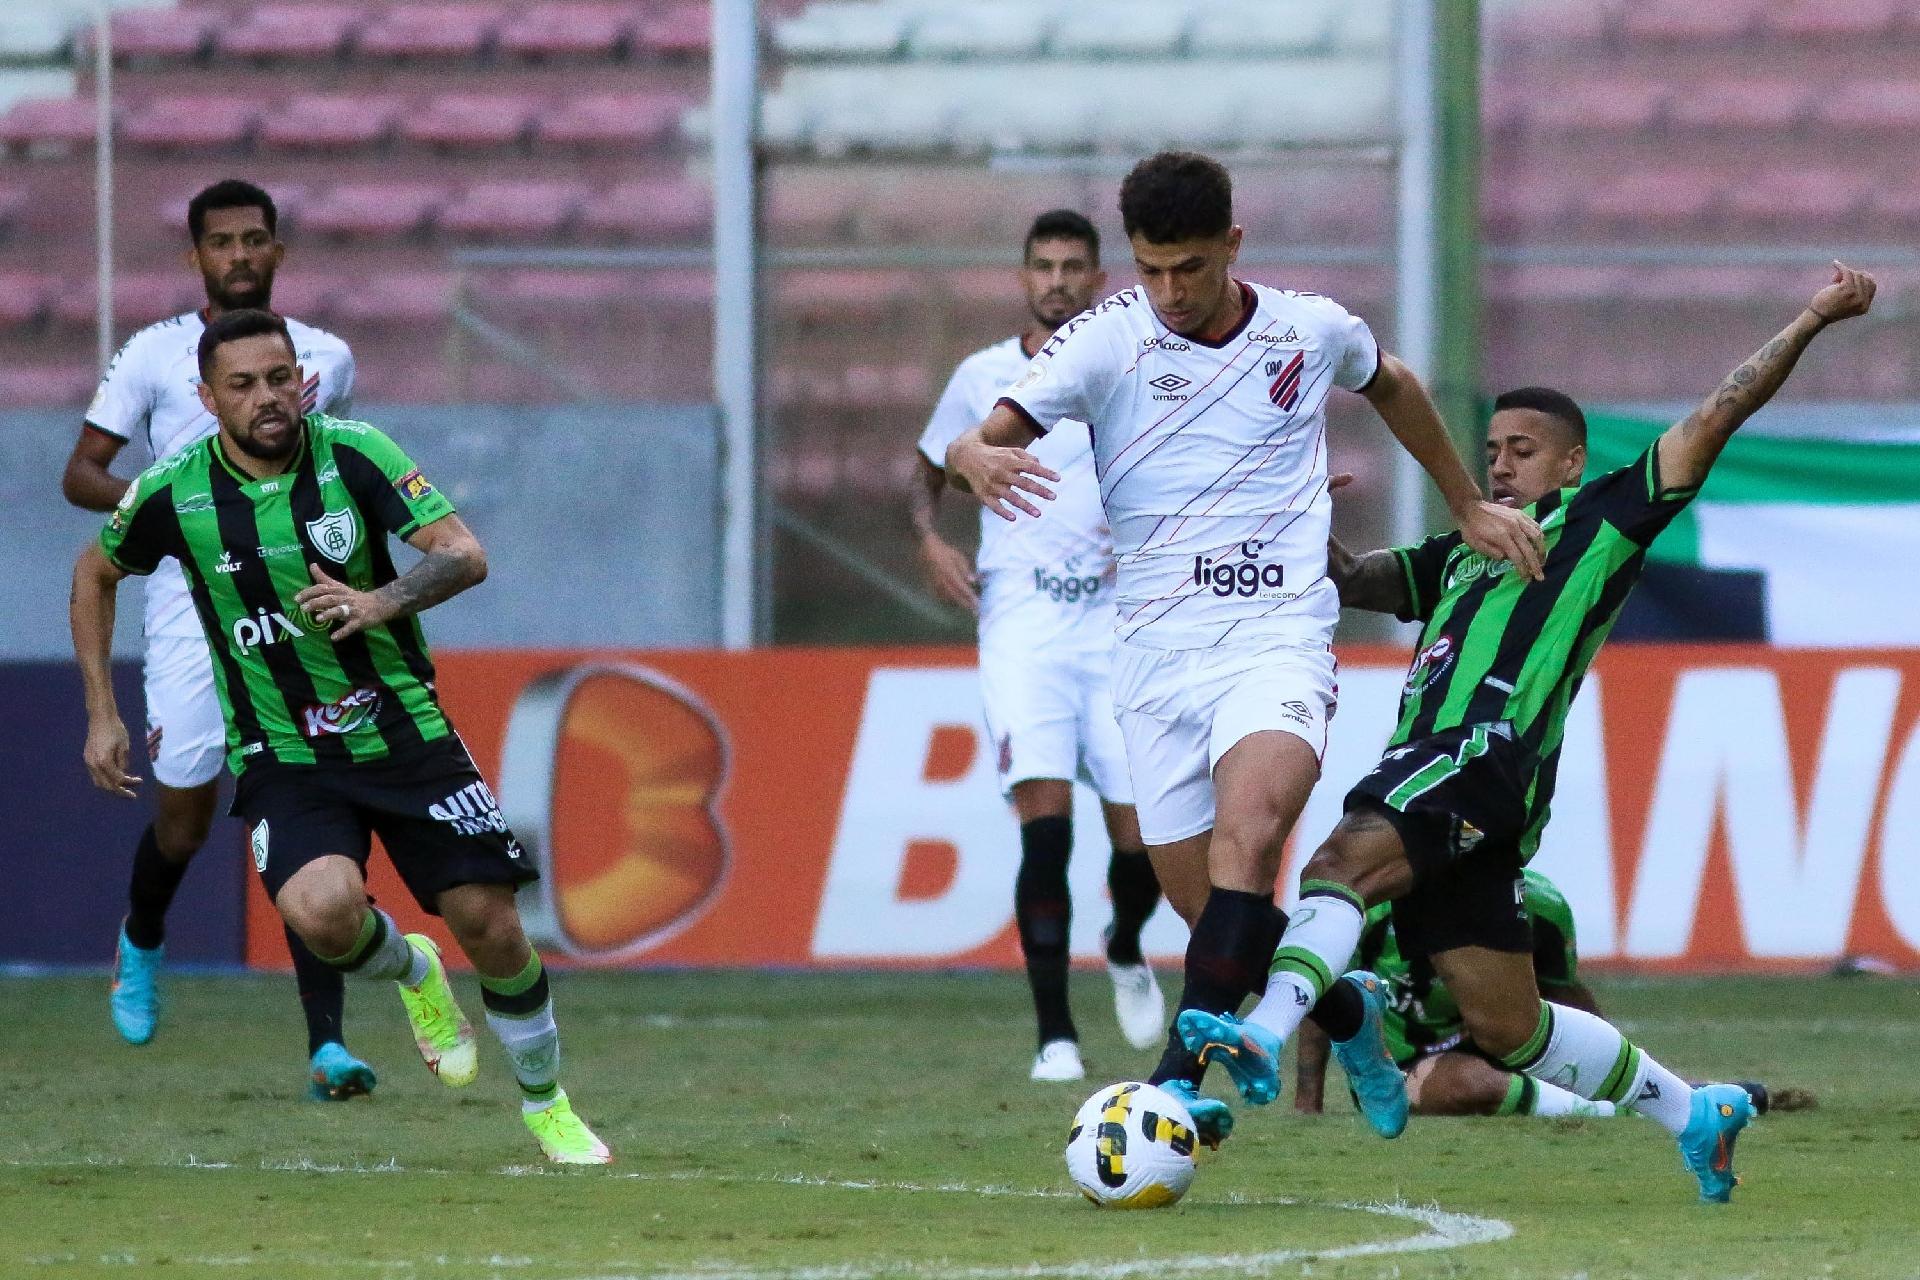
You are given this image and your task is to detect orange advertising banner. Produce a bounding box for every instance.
[244,645,1920,973]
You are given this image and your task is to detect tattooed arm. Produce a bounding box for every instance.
[1657,262,1876,491]
[1329,533,1413,616]
[295,515,486,640]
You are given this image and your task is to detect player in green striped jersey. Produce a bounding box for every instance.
[1178,263,1876,1201]
[72,310,610,1164]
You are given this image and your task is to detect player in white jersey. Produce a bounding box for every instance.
[59,179,374,1099]
[912,211,1166,1083]
[945,152,1544,1145]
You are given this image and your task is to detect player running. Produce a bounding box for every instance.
[914,209,1166,1082]
[58,179,373,1100]
[943,152,1543,1143]
[1293,868,1807,1119]
[1180,263,1876,1200]
[70,309,610,1164]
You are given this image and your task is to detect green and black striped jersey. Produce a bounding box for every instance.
[1388,444,1697,854]
[100,413,458,774]
[1357,868,1581,1064]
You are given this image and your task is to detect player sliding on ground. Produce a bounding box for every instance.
[913,209,1166,1081]
[1177,263,1876,1200]
[944,151,1545,1146]
[70,309,611,1165]
[1293,867,1811,1120]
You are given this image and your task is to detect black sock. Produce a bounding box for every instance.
[1147,887,1272,1087]
[1015,815,1076,1047]
[125,825,189,950]
[1104,848,1159,965]
[1260,902,1365,1041]
[286,924,346,1056]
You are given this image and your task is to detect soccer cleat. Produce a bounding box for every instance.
[1030,1038,1086,1082]
[109,925,162,1046]
[1160,1078,1234,1150]
[1329,971,1409,1139]
[524,1090,612,1165]
[1677,1083,1753,1204]
[1106,954,1166,1052]
[1176,1009,1283,1106]
[395,934,477,1087]
[307,1042,377,1101]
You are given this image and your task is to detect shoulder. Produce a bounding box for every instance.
[126,441,204,501]
[1035,287,1150,357]
[284,317,355,364]
[953,337,1026,381]
[107,313,197,374]
[309,412,388,450]
[1251,285,1364,333]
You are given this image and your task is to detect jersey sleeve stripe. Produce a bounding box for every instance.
[994,396,1047,436]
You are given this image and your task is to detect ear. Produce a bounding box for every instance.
[196,378,218,416]
[1225,225,1244,265]
[1566,442,1587,483]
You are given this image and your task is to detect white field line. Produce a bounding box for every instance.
[3,1156,1514,1279]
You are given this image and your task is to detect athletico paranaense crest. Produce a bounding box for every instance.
[306,509,358,563]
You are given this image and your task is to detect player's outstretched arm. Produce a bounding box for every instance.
[1362,354,1545,580]
[908,455,979,613]
[60,426,131,512]
[1658,261,1876,492]
[296,514,487,641]
[70,544,141,798]
[944,404,1059,522]
[1324,473,1414,615]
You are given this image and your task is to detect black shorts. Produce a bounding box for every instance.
[1345,723,1530,956]
[233,735,537,916]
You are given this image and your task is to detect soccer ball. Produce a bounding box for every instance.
[1064,1081,1198,1209]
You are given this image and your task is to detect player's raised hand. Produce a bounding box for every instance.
[297,562,393,640]
[1808,261,1875,325]
[1458,499,1546,581]
[83,715,141,798]
[917,532,980,614]
[948,437,1060,522]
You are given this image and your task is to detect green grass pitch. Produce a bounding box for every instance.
[2,970,1917,1279]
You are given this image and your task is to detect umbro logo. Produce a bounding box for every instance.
[1148,374,1190,393]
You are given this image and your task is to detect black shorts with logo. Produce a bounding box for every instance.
[233,735,537,915]
[1344,722,1530,956]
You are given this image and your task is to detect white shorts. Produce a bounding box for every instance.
[143,631,227,790]
[1111,638,1337,846]
[978,636,1133,806]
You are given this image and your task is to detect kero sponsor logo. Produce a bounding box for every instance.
[429,780,510,836]
[300,687,381,738]
[231,607,306,653]
[1406,635,1455,696]
[1192,539,1289,598]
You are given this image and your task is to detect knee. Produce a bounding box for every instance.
[275,883,363,957]
[1461,1002,1540,1063]
[152,812,212,860]
[445,894,527,966]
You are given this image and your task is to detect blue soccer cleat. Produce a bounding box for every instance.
[1159,1078,1234,1149]
[1677,1083,1753,1204]
[109,925,162,1046]
[1176,1009,1283,1106]
[1330,971,1409,1139]
[308,1042,378,1101]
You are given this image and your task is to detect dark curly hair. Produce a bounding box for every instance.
[1118,152,1233,244]
[187,178,278,245]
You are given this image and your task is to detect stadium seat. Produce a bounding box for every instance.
[356,4,502,61]
[1523,78,1668,135]
[1480,176,1579,241]
[438,180,588,240]
[486,268,637,310]
[773,269,910,324]
[121,95,260,152]
[0,96,105,158]
[0,182,26,238]
[300,181,451,240]
[637,3,711,57]
[908,4,1051,59]
[496,3,637,61]
[401,93,540,151]
[1815,80,1920,134]
[258,93,404,152]
[0,363,95,408]
[52,272,200,330]
[1634,265,1798,305]
[1489,0,1619,48]
[1666,79,1812,132]
[1050,2,1188,58]
[265,272,346,322]
[95,8,218,63]
[1583,167,1720,232]
[1764,0,1904,41]
[1482,265,1632,305]
[155,183,311,236]
[773,3,908,59]
[1722,169,1870,232]
[1188,0,1336,57]
[327,269,460,326]
[1867,181,1920,231]
[765,176,862,243]
[0,270,50,331]
[1619,0,1770,45]
[576,180,711,242]
[218,4,367,63]
[536,92,682,152]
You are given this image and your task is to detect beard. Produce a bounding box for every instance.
[206,269,274,313]
[229,413,300,461]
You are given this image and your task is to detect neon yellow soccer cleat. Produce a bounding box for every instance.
[524,1090,612,1165]
[395,934,477,1087]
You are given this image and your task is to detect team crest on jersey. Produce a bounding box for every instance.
[1445,549,1507,590]
[306,508,359,563]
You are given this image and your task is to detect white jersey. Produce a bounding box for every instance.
[1002,282,1379,651]
[917,335,1115,649]
[86,310,356,639]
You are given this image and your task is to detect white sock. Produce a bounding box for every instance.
[1503,1001,1694,1136]
[487,1001,560,1104]
[399,937,432,988]
[1246,885,1365,1040]
[1530,1078,1616,1118]
[328,909,413,982]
